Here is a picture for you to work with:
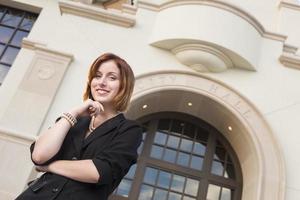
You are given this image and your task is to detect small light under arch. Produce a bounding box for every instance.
[187,102,193,106]
[142,104,148,109]
[228,126,233,131]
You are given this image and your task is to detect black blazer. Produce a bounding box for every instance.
[16,113,143,200]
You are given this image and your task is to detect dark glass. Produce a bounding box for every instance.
[1,46,19,65]
[150,145,164,159]
[183,122,195,138]
[0,8,5,19]
[0,25,14,43]
[170,120,183,134]
[196,128,209,142]
[144,167,158,185]
[224,163,235,179]
[214,146,227,162]
[158,119,170,131]
[10,30,28,47]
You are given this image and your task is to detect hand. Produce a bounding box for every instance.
[69,99,104,118]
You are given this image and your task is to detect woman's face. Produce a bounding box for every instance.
[90,60,121,107]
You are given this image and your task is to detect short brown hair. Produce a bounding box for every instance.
[83,53,135,112]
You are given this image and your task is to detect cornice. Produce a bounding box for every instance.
[58,0,136,27]
[279,43,300,70]
[279,0,300,11]
[138,0,287,42]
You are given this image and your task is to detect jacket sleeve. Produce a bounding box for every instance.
[30,117,65,166]
[92,121,143,189]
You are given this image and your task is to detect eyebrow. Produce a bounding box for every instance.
[95,71,119,76]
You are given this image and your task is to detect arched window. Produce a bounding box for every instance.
[110,112,242,200]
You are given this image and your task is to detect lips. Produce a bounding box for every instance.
[96,88,109,95]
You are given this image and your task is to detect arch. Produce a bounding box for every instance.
[126,71,285,200]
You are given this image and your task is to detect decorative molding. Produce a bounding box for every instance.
[122,3,137,14]
[172,43,233,73]
[58,0,136,27]
[279,0,300,11]
[138,0,287,42]
[0,126,35,145]
[129,70,286,200]
[279,44,300,70]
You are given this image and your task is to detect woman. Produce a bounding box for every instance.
[16,53,142,200]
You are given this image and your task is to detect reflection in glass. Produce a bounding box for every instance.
[180,138,193,152]
[193,142,206,156]
[10,30,28,47]
[171,175,185,192]
[157,171,171,189]
[153,189,167,200]
[20,17,35,30]
[139,185,154,200]
[125,164,136,179]
[211,161,224,176]
[151,145,163,159]
[221,188,231,200]
[185,178,199,196]
[1,46,19,65]
[163,148,176,163]
[2,13,22,27]
[116,179,131,197]
[144,167,158,185]
[154,131,167,145]
[177,152,190,167]
[167,135,180,148]
[0,26,14,43]
[207,184,221,200]
[168,192,181,200]
[190,156,203,170]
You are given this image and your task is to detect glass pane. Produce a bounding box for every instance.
[20,16,35,30]
[211,161,224,176]
[151,145,163,159]
[0,25,14,43]
[154,131,167,145]
[142,132,147,140]
[2,12,22,26]
[196,129,209,142]
[183,122,195,138]
[125,164,136,179]
[0,8,5,19]
[193,142,206,156]
[0,44,4,55]
[137,141,143,154]
[214,147,226,161]
[158,119,170,131]
[139,185,154,200]
[221,188,232,200]
[144,167,158,185]
[157,171,171,189]
[224,163,235,179]
[184,178,199,196]
[163,148,176,163]
[1,46,19,65]
[168,192,181,200]
[177,152,190,167]
[171,175,185,192]
[116,179,131,197]
[0,64,10,84]
[180,138,193,152]
[171,120,183,134]
[153,188,167,200]
[190,156,203,170]
[10,30,28,47]
[167,135,180,148]
[207,184,221,200]
[183,196,196,200]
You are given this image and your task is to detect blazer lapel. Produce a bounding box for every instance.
[83,113,125,148]
[71,117,89,154]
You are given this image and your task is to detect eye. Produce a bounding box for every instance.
[109,76,117,80]
[94,74,102,79]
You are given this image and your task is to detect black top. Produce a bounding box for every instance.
[16,113,143,200]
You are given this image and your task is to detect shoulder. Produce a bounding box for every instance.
[118,117,143,136]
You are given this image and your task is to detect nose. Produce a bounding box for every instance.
[98,76,107,86]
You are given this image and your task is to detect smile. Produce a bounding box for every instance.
[96,89,110,95]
